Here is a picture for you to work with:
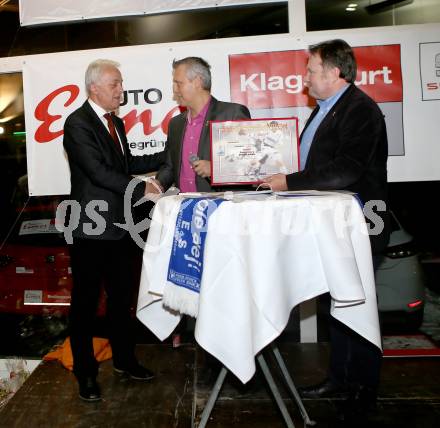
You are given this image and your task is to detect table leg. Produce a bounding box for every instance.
[272,346,317,426]
[197,349,316,427]
[197,366,228,428]
[257,354,296,428]
[300,299,317,343]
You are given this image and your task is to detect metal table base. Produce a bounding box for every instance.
[196,345,316,428]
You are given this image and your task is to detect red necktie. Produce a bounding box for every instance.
[104,113,122,153]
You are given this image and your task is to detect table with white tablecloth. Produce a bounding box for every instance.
[136,191,381,385]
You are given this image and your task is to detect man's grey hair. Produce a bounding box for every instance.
[85,59,120,96]
[172,57,212,91]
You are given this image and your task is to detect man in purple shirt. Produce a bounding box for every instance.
[156,57,250,192]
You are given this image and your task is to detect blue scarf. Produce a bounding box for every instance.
[167,197,226,295]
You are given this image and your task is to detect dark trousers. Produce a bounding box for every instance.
[328,255,383,391]
[329,318,382,389]
[69,235,137,378]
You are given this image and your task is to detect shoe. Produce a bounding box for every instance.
[298,378,349,399]
[113,363,154,381]
[78,376,101,402]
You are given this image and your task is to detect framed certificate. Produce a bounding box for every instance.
[210,117,299,186]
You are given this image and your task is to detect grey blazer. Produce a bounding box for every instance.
[156,97,250,192]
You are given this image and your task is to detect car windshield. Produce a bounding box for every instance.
[1,178,68,247]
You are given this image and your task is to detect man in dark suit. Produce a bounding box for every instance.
[63,59,164,402]
[264,39,389,420]
[156,56,250,192]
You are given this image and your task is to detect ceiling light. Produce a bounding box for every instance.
[0,126,4,135]
[346,7,356,11]
[348,3,358,6]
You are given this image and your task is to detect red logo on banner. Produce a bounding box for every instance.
[35,85,80,143]
[229,45,402,108]
[34,86,178,143]
[354,45,402,102]
[229,50,310,109]
[123,106,180,135]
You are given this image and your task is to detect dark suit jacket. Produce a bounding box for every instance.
[286,84,389,253]
[156,97,250,192]
[63,100,163,240]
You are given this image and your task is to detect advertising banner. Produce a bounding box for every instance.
[22,26,440,195]
[19,0,282,26]
[420,42,440,101]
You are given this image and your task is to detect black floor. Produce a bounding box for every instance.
[2,260,440,427]
[1,342,440,427]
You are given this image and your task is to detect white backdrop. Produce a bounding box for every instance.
[19,0,282,26]
[22,24,440,196]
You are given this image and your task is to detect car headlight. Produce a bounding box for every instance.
[386,243,417,259]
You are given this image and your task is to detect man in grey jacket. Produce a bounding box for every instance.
[156,56,250,192]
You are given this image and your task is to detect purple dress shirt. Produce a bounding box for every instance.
[179,98,211,192]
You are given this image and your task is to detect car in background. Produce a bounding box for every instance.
[0,216,112,318]
[0,181,118,355]
[0,186,106,318]
[0,188,76,316]
[0,216,72,315]
[376,211,425,330]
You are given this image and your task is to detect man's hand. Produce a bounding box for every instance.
[144,178,163,200]
[262,174,288,191]
[193,160,211,178]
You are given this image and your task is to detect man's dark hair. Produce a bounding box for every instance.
[172,57,212,90]
[309,39,357,83]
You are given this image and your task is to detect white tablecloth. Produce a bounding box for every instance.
[136,191,381,383]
